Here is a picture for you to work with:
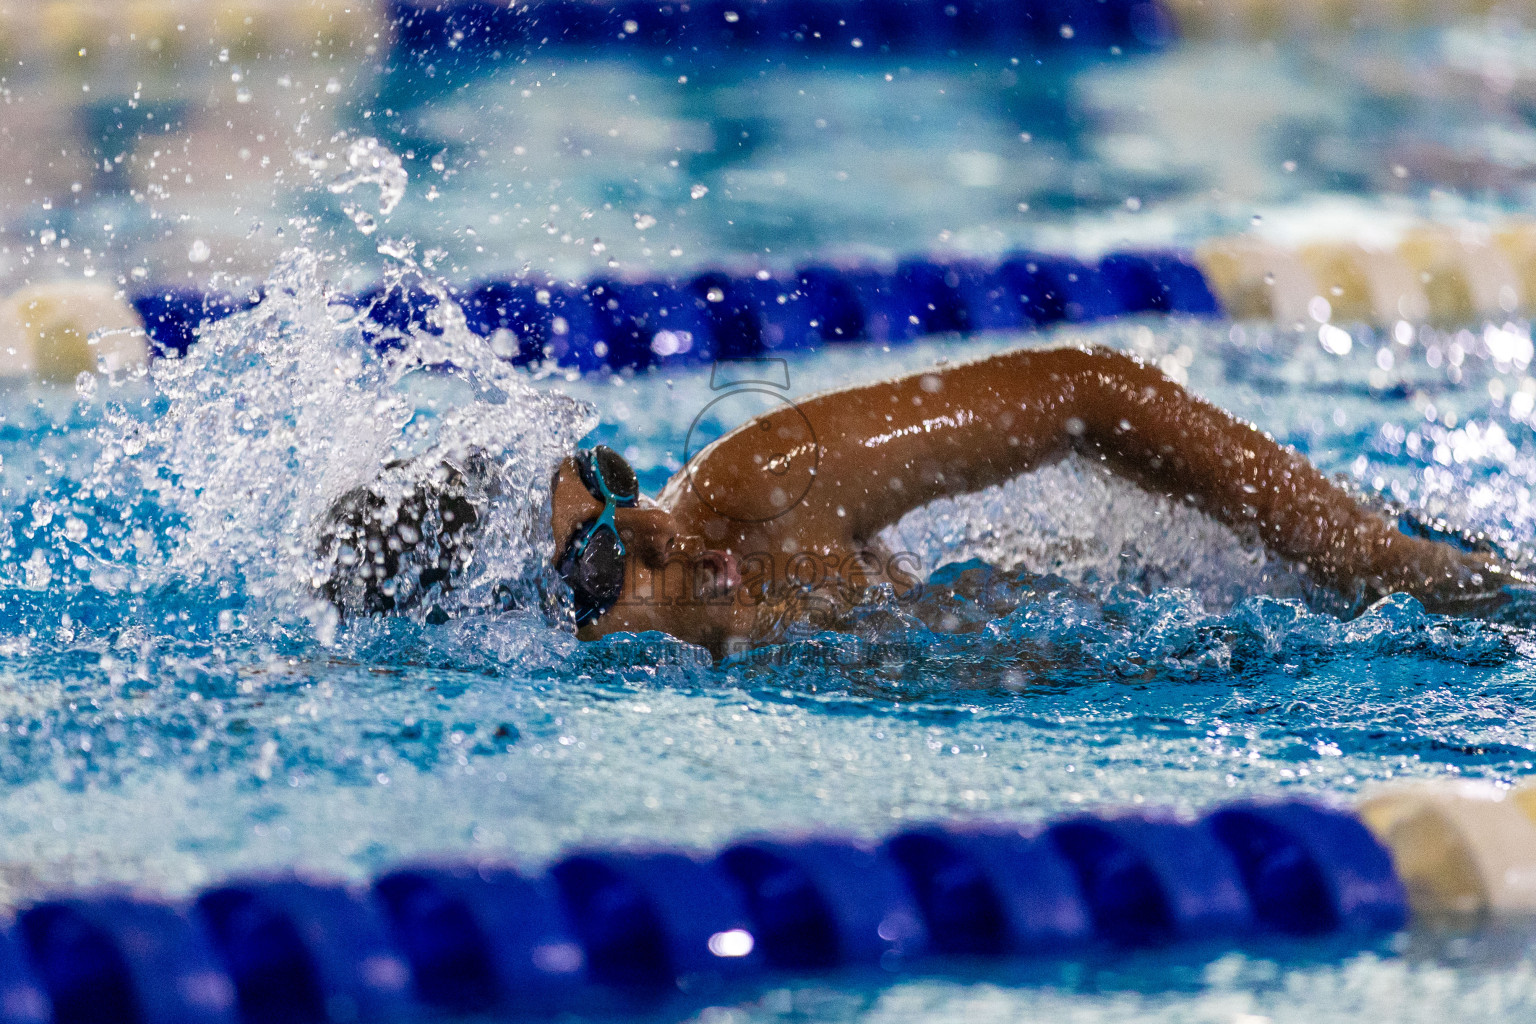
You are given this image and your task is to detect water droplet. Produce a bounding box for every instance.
[328,137,408,232]
[188,239,210,263]
[64,517,88,543]
[690,184,709,199]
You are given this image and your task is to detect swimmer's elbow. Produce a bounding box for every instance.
[1075,344,1162,384]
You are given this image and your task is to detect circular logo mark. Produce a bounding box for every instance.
[684,387,818,523]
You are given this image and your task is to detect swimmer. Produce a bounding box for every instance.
[319,344,1524,654]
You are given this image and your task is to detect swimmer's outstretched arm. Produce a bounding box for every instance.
[765,345,1514,611]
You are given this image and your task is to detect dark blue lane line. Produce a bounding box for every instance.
[386,0,1176,63]
[132,249,1221,370]
[0,798,1403,1022]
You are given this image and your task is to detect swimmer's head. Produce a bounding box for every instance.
[314,391,591,621]
[549,447,688,629]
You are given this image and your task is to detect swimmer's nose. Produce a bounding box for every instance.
[622,515,739,587]
[618,507,686,568]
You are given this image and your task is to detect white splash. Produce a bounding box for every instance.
[876,453,1313,611]
[326,137,409,236]
[85,242,595,636]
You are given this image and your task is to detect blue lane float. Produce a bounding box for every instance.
[195,881,415,1024]
[131,249,1222,372]
[0,799,1408,1023]
[1206,802,1408,935]
[715,838,928,970]
[1047,815,1255,946]
[372,866,585,1015]
[387,0,1175,61]
[16,899,235,1024]
[549,851,763,994]
[885,824,1093,955]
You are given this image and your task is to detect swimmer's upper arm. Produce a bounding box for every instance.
[796,345,1101,539]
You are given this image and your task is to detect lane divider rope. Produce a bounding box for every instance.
[387,0,1175,61]
[1197,225,1536,327]
[126,249,1221,373]
[12,226,1536,382]
[4,790,1531,1023]
[0,0,1518,69]
[386,0,1528,62]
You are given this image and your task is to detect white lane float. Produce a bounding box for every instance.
[0,281,148,382]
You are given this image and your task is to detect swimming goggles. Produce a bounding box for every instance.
[556,445,640,626]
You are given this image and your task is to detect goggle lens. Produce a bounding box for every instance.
[559,446,640,626]
[569,525,624,608]
[577,446,639,506]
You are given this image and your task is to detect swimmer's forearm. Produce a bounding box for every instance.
[1065,347,1504,605]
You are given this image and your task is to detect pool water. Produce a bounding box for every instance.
[8,10,1536,1022]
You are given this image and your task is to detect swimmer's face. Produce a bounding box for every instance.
[549,455,678,569]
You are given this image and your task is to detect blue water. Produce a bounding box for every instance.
[10,13,1536,1021]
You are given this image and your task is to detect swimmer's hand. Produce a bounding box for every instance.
[1362,532,1533,617]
